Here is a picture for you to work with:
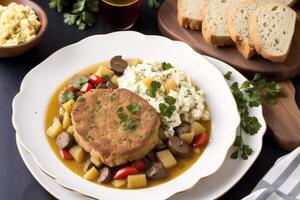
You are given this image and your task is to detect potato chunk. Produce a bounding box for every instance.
[95,66,114,78]
[179,132,195,144]
[69,145,85,163]
[156,150,177,169]
[62,112,71,129]
[46,117,63,138]
[62,99,75,114]
[127,59,142,66]
[83,167,99,181]
[143,77,153,88]
[66,125,74,134]
[127,174,147,189]
[111,75,119,86]
[111,179,127,188]
[192,121,206,134]
[164,78,177,93]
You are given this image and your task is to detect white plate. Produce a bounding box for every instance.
[16,56,266,200]
[12,31,240,199]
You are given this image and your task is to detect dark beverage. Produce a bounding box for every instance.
[99,0,142,30]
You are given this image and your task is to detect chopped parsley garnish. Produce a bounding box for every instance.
[159,96,176,118]
[77,96,86,102]
[127,103,140,114]
[146,81,161,97]
[96,100,101,109]
[227,72,282,160]
[102,75,110,81]
[224,71,232,80]
[71,76,88,89]
[162,62,173,70]
[117,106,136,131]
[61,90,74,102]
[109,93,117,101]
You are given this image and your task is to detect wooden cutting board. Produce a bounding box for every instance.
[157,0,300,151]
[157,0,300,81]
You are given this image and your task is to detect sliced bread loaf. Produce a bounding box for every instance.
[227,0,258,59]
[177,0,203,30]
[249,3,296,62]
[201,0,237,46]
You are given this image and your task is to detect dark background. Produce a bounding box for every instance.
[0,1,298,199]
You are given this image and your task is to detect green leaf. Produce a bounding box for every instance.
[71,76,88,89]
[162,62,173,70]
[125,120,136,130]
[81,11,95,26]
[72,0,86,14]
[247,89,261,107]
[148,0,160,9]
[241,115,261,135]
[127,103,140,114]
[240,80,250,89]
[61,90,74,102]
[164,96,176,105]
[252,73,261,82]
[86,0,99,12]
[64,13,79,25]
[233,135,242,147]
[224,71,232,80]
[230,149,239,159]
[159,103,167,114]
[146,81,161,97]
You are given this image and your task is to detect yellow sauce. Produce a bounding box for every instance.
[45,60,211,189]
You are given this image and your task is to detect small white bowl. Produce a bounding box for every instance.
[12,31,240,200]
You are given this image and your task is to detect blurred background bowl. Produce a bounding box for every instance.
[0,0,48,58]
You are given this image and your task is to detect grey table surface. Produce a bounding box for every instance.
[0,1,299,199]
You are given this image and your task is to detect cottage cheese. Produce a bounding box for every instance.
[119,61,210,137]
[0,3,41,46]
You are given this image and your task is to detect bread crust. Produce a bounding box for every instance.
[177,0,202,30]
[227,0,256,59]
[249,3,296,62]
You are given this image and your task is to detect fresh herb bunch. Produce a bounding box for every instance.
[224,72,282,160]
[49,0,162,30]
[49,0,99,30]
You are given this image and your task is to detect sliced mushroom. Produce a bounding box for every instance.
[174,122,191,135]
[98,167,113,183]
[84,160,97,173]
[110,56,128,75]
[146,162,168,180]
[56,131,74,149]
[168,136,192,158]
[106,81,118,89]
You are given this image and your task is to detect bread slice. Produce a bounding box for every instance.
[227,0,258,59]
[201,0,237,46]
[255,0,298,6]
[249,3,296,62]
[177,0,203,30]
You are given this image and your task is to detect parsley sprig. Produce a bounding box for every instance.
[224,72,282,160]
[49,0,162,30]
[162,62,173,70]
[159,96,176,118]
[146,81,161,98]
[127,103,140,114]
[117,103,140,131]
[71,76,88,89]
[49,0,99,30]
